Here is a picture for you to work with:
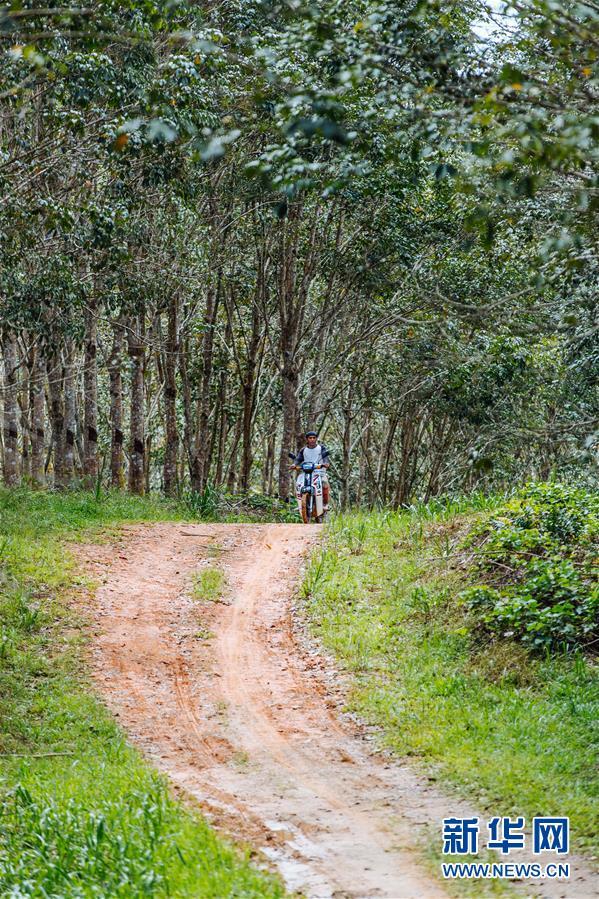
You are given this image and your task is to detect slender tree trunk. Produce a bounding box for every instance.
[83,300,99,486]
[214,368,229,488]
[261,436,267,494]
[278,361,300,498]
[145,434,152,494]
[225,414,242,492]
[30,345,45,488]
[357,400,371,507]
[341,376,355,509]
[74,384,84,480]
[19,344,31,482]
[304,326,327,429]
[380,413,400,504]
[47,354,67,489]
[240,303,262,493]
[341,416,352,511]
[207,398,219,484]
[108,321,125,488]
[191,281,220,492]
[180,333,193,487]
[275,207,311,498]
[268,433,276,496]
[395,411,416,507]
[2,330,20,487]
[128,312,145,495]
[63,342,77,484]
[262,433,273,494]
[424,415,453,501]
[240,382,254,492]
[163,295,179,496]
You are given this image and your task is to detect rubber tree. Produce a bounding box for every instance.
[2,329,20,487]
[108,319,125,489]
[29,344,46,488]
[163,293,179,496]
[83,299,99,487]
[128,310,146,495]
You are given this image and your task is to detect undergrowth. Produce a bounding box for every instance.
[460,482,598,651]
[182,484,299,523]
[302,484,598,857]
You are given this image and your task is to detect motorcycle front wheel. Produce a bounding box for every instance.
[300,493,311,524]
[300,493,310,524]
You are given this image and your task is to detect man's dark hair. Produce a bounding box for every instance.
[305,430,318,437]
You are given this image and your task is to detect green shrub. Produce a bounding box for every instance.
[184,483,221,519]
[461,482,598,651]
[182,484,299,522]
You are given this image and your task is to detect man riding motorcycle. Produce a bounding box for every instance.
[293,431,330,512]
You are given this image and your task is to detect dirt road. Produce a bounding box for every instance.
[79,523,594,899]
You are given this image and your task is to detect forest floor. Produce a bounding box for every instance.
[75,521,596,899]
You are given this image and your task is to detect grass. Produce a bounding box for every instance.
[183,484,299,523]
[192,566,227,602]
[302,500,599,859]
[0,487,285,898]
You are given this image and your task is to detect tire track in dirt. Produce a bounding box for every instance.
[78,523,596,899]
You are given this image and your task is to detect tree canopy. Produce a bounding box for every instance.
[0,0,596,504]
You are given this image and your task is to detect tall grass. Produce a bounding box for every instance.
[303,494,599,856]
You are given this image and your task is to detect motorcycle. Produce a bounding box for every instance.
[288,452,326,524]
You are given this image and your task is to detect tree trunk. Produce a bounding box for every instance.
[145,434,152,494]
[341,412,352,511]
[83,300,99,487]
[424,415,453,501]
[30,345,45,488]
[19,346,31,482]
[180,333,194,488]
[341,376,355,509]
[108,321,125,489]
[163,295,179,496]
[63,343,77,485]
[2,330,20,487]
[240,382,254,492]
[262,432,274,494]
[225,414,242,493]
[357,400,371,507]
[380,413,400,504]
[193,282,220,492]
[239,301,263,493]
[267,432,276,495]
[395,410,417,508]
[214,368,229,488]
[128,312,145,495]
[47,354,67,489]
[277,361,300,498]
[275,206,312,499]
[207,397,219,485]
